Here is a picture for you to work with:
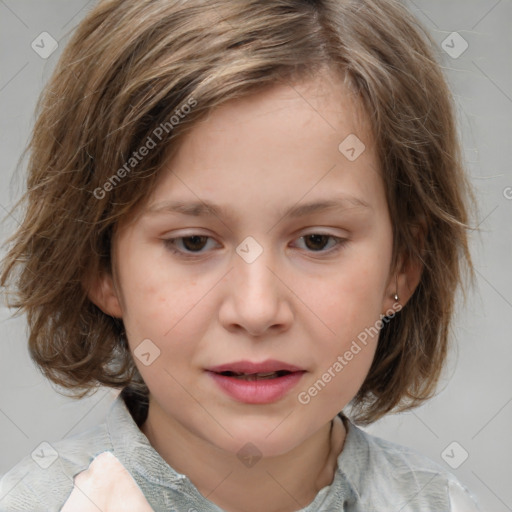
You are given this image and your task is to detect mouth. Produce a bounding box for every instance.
[206,360,306,404]
[213,370,298,381]
[207,359,305,378]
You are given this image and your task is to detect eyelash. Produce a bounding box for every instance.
[163,233,348,258]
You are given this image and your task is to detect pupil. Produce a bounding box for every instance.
[183,236,207,251]
[305,234,328,251]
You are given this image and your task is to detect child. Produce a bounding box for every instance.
[0,0,481,510]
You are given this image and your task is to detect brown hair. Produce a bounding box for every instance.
[0,0,475,424]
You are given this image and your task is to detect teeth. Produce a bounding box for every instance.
[217,370,294,380]
[231,371,283,381]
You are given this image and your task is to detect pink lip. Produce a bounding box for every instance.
[206,359,306,404]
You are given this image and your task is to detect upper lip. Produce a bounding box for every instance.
[207,359,305,374]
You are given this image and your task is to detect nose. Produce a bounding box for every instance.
[218,244,293,337]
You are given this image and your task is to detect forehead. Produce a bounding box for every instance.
[138,69,383,225]
[190,68,372,153]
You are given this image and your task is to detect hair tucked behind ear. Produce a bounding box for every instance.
[1,0,475,423]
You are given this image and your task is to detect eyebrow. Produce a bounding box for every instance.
[145,195,371,220]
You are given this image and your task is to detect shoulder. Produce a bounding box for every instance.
[0,423,112,512]
[338,418,481,511]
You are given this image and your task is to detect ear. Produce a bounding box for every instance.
[395,251,423,306]
[84,270,123,318]
[382,223,425,314]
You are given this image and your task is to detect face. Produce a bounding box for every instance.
[96,68,405,457]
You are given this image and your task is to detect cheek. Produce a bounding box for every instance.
[295,246,390,407]
[115,246,204,355]
[309,248,390,336]
[117,238,191,317]
[298,290,381,416]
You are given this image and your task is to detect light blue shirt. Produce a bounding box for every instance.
[0,390,480,511]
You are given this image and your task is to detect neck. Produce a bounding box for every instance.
[140,402,346,512]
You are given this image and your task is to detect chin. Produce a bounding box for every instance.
[217,419,308,459]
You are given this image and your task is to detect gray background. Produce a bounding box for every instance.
[0,1,511,511]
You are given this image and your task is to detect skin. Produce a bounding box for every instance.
[89,67,422,512]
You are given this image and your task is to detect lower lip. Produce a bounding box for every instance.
[207,371,305,404]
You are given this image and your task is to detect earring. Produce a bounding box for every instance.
[393,275,400,302]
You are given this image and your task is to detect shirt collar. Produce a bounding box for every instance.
[106,390,189,490]
[106,388,364,509]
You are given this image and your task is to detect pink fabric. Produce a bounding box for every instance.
[61,451,154,511]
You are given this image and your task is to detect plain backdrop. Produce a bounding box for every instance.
[0,1,511,511]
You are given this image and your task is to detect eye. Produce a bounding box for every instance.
[163,233,347,258]
[293,234,348,254]
[163,235,218,256]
